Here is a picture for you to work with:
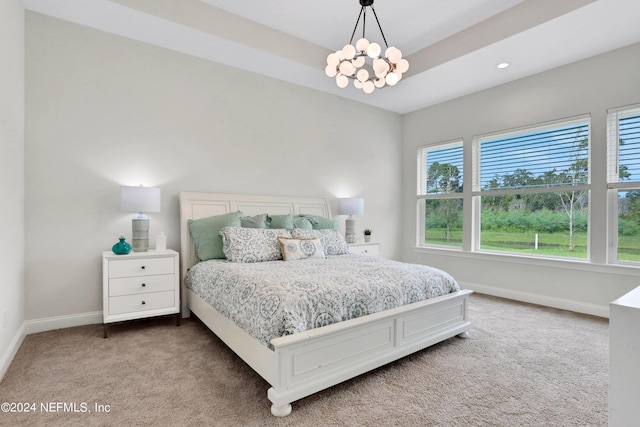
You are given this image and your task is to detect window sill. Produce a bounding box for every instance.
[412,245,640,277]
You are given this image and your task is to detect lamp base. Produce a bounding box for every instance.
[345,218,357,244]
[132,217,149,252]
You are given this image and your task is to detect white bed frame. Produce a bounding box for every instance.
[179,192,472,416]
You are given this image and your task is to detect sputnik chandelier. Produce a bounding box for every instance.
[325,0,409,94]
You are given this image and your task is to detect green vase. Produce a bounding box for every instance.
[112,236,132,255]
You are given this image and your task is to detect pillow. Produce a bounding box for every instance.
[267,214,294,230]
[308,215,339,230]
[220,227,291,263]
[291,229,349,255]
[241,213,268,228]
[278,237,325,261]
[188,211,242,261]
[293,216,314,230]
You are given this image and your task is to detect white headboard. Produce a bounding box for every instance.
[179,192,332,314]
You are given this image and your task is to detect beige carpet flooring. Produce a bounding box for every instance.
[0,294,608,426]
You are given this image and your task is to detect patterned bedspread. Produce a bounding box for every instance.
[185,254,460,348]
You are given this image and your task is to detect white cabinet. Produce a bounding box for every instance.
[609,286,640,426]
[349,242,380,258]
[102,249,180,337]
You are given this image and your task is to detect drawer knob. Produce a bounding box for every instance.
[141,283,146,287]
[141,301,146,305]
[141,266,146,270]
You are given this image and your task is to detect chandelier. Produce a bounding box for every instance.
[325,0,409,94]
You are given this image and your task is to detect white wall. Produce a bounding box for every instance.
[402,42,640,316]
[24,13,402,323]
[0,0,26,379]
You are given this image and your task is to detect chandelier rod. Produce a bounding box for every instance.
[349,6,365,45]
[369,6,389,49]
[347,4,389,49]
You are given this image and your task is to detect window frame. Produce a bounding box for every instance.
[416,139,464,248]
[607,103,640,264]
[471,114,592,257]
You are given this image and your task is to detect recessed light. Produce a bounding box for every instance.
[497,62,510,69]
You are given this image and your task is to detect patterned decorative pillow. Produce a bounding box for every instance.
[278,237,326,261]
[291,229,349,255]
[220,227,291,263]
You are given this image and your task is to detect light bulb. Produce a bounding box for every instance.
[385,72,398,86]
[374,78,385,88]
[342,44,356,60]
[354,79,363,89]
[327,53,339,67]
[373,58,389,77]
[396,58,409,74]
[339,61,355,76]
[325,64,337,77]
[363,81,375,94]
[367,42,381,58]
[352,56,365,68]
[385,46,402,64]
[336,74,349,88]
[357,69,369,82]
[355,37,369,52]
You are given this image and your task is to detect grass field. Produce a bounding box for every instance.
[425,228,640,261]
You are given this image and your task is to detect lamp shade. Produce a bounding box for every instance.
[339,198,364,216]
[120,186,161,213]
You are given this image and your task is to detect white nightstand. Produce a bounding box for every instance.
[349,242,381,258]
[102,249,180,338]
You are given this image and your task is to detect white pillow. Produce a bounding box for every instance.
[291,229,349,255]
[278,237,326,261]
[220,227,291,262]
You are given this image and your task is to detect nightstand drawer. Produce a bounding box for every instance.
[108,291,175,315]
[109,274,175,297]
[108,257,174,278]
[349,244,380,257]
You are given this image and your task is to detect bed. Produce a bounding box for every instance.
[179,192,472,416]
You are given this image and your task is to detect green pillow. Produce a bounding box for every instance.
[188,211,242,260]
[241,213,268,228]
[268,214,294,229]
[309,215,339,230]
[293,216,314,230]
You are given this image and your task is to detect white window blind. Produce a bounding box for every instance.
[473,116,590,193]
[607,104,640,185]
[417,141,463,196]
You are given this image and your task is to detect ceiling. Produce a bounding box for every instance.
[23,0,640,114]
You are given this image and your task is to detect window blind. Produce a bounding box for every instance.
[607,104,640,184]
[474,116,590,192]
[418,142,463,195]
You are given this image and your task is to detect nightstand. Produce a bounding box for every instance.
[102,249,180,338]
[349,242,381,258]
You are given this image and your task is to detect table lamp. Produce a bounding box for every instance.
[339,198,364,244]
[120,185,161,252]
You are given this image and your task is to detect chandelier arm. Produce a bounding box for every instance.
[349,6,366,45]
[370,6,389,49]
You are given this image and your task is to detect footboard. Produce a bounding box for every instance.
[267,289,472,416]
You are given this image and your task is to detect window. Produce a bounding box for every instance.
[607,104,640,262]
[472,115,590,258]
[417,141,463,248]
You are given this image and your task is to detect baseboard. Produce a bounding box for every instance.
[0,323,26,382]
[461,281,610,318]
[24,311,102,335]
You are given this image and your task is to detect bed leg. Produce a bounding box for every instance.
[457,331,470,339]
[271,403,292,417]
